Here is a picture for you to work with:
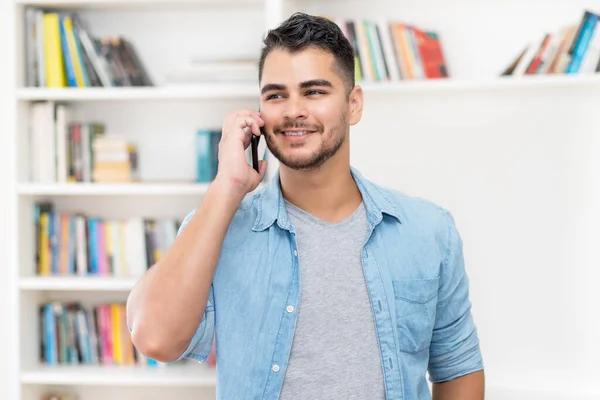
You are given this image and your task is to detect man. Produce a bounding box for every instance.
[126,12,485,400]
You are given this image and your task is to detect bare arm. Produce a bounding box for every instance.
[126,109,267,362]
[126,179,244,362]
[432,370,485,400]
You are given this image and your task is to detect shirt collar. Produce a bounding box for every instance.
[251,166,403,232]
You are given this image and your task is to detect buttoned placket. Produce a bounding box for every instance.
[361,217,405,400]
[261,226,301,399]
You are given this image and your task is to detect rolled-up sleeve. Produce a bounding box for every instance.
[172,210,216,362]
[428,210,484,383]
[176,285,215,362]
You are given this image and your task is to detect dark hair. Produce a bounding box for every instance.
[258,12,356,97]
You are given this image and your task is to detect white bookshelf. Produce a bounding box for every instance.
[15,73,600,101]
[17,182,212,195]
[10,1,276,399]
[5,0,600,399]
[19,276,139,291]
[21,364,216,386]
[16,84,261,100]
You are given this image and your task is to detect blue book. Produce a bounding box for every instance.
[59,15,77,87]
[196,129,213,182]
[567,11,599,73]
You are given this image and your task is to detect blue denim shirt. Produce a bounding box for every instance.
[176,167,484,399]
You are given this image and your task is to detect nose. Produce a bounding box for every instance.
[282,95,308,120]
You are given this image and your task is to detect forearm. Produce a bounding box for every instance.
[126,178,243,362]
[432,370,485,400]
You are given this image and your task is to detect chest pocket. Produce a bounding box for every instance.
[392,277,439,354]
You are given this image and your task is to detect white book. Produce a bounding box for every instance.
[125,217,147,277]
[35,10,46,87]
[55,104,69,183]
[537,31,560,74]
[580,20,600,73]
[377,19,401,81]
[75,215,88,276]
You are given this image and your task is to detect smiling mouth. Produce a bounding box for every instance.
[281,130,315,136]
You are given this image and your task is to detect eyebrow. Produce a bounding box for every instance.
[301,79,333,89]
[261,79,333,94]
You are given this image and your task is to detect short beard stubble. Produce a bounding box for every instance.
[265,112,348,171]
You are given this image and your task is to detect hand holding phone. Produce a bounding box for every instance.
[214,109,266,197]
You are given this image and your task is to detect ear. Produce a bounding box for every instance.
[347,85,364,126]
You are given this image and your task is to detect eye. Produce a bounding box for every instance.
[266,93,282,100]
[306,90,325,96]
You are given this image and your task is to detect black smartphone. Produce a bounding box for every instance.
[251,109,264,173]
[251,131,261,173]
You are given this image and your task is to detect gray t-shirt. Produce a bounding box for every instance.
[279,200,385,400]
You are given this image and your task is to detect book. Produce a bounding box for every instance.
[196,129,221,183]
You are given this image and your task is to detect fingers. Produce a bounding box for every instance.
[258,160,268,180]
[247,110,264,128]
[233,110,264,136]
[221,113,263,151]
[237,116,261,137]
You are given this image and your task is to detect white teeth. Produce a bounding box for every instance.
[283,131,310,136]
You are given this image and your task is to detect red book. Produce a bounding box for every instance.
[412,28,449,78]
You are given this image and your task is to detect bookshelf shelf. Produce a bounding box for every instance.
[17,182,212,196]
[360,74,600,93]
[20,364,216,386]
[19,276,139,291]
[16,84,260,102]
[16,75,600,104]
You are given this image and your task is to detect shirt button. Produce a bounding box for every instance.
[293,249,298,257]
[286,305,294,313]
[272,364,280,372]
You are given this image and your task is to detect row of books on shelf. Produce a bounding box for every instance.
[334,18,449,82]
[23,7,600,90]
[25,8,153,88]
[35,201,181,277]
[25,7,448,88]
[40,301,155,366]
[30,102,139,183]
[40,301,217,368]
[503,10,600,76]
[29,101,221,184]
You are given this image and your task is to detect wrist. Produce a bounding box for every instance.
[209,175,247,206]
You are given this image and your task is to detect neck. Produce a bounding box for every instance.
[278,156,362,224]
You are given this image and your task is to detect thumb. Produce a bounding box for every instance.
[257,160,268,183]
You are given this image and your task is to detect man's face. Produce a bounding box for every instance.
[259,47,361,171]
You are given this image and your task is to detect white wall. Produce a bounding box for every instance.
[353,85,600,399]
